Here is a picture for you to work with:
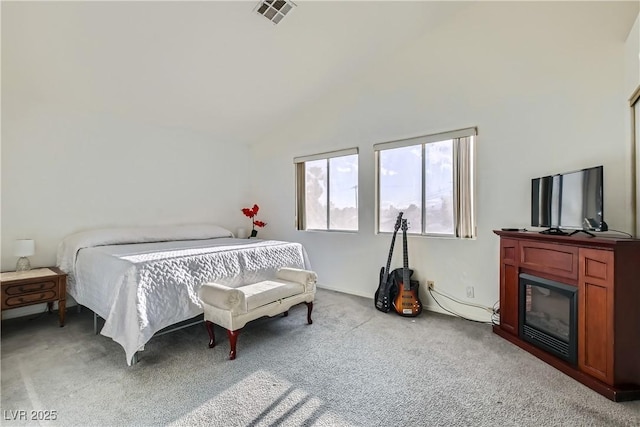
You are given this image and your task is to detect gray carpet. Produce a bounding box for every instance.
[1,288,639,426]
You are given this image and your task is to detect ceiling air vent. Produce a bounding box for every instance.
[255,0,296,25]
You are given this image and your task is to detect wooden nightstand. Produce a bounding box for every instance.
[1,267,67,327]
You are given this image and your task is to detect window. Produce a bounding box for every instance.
[375,128,476,238]
[295,148,359,231]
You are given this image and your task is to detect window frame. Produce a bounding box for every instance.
[374,127,477,238]
[294,147,359,232]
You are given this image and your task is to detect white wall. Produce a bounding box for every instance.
[250,2,636,320]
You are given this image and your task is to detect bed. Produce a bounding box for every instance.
[56,224,310,365]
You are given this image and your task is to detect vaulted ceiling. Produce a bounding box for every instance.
[3,1,472,145]
[3,1,638,147]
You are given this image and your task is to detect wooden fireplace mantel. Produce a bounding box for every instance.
[493,230,640,402]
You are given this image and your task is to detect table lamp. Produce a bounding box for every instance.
[14,239,35,271]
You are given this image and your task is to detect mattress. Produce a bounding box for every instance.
[56,224,310,365]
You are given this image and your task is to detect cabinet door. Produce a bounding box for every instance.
[500,239,519,335]
[578,248,614,385]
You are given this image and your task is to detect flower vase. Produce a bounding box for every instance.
[250,230,258,238]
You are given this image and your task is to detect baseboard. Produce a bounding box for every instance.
[315,284,480,321]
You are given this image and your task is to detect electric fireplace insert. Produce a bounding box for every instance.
[519,273,577,365]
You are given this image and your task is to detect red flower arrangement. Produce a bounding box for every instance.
[242,204,267,237]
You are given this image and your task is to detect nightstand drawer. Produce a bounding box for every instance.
[3,280,57,295]
[3,290,58,308]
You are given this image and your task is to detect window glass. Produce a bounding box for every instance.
[379,146,422,233]
[424,140,454,234]
[305,160,327,230]
[329,154,358,231]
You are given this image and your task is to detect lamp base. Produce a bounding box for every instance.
[16,257,31,272]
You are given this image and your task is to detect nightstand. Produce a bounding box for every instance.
[1,267,67,326]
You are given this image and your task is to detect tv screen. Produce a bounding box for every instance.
[531,166,605,232]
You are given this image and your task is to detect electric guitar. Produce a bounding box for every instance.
[392,219,423,317]
[374,212,403,312]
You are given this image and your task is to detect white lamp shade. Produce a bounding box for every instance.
[14,239,35,257]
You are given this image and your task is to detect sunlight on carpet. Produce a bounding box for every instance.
[168,370,355,427]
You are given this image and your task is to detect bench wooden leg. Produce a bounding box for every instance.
[305,301,313,324]
[227,328,241,360]
[205,321,216,348]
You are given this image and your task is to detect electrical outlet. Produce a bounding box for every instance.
[427,280,435,289]
[466,286,475,298]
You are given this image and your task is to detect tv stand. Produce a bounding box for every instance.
[569,229,595,237]
[493,230,640,401]
[539,227,568,236]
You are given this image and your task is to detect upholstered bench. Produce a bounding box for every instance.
[198,267,317,360]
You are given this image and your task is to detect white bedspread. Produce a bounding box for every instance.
[56,225,310,365]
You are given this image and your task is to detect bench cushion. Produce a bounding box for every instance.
[199,267,316,331]
[241,280,305,311]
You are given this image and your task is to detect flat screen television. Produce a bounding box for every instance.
[531,165,607,236]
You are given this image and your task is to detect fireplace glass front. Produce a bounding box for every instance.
[519,273,577,365]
